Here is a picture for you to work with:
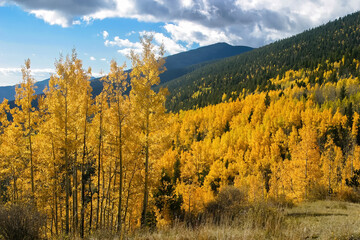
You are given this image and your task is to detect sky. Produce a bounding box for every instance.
[0,0,359,86]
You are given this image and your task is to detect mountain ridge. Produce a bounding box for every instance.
[0,42,253,102]
[162,11,360,111]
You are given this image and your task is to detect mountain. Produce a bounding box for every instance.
[0,43,253,102]
[162,11,360,112]
[0,78,49,102]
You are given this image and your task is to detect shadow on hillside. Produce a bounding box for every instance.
[287,212,348,218]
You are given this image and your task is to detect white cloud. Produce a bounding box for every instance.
[30,9,70,27]
[7,0,360,47]
[126,31,136,36]
[105,36,142,49]
[0,67,54,86]
[105,32,186,57]
[100,58,107,61]
[164,21,241,47]
[92,72,104,78]
[0,67,54,74]
[72,20,81,25]
[142,31,186,54]
[81,15,94,25]
[102,30,109,39]
[90,56,96,61]
[181,0,194,8]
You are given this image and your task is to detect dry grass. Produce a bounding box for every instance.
[89,200,360,240]
[284,200,360,239]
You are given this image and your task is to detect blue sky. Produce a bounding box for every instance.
[0,0,359,86]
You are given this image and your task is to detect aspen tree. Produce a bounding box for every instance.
[129,35,167,227]
[102,59,129,235]
[7,59,38,198]
[44,50,92,235]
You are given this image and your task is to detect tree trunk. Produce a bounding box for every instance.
[73,157,78,236]
[65,93,70,234]
[141,112,150,228]
[81,100,89,239]
[52,141,59,236]
[117,106,123,234]
[96,106,103,229]
[27,92,35,196]
[89,175,93,235]
[124,164,136,238]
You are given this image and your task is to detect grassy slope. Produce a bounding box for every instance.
[110,201,360,240]
[285,201,360,239]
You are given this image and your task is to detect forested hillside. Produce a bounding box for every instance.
[163,11,360,111]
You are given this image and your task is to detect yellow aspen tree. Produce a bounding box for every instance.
[0,123,25,201]
[13,59,37,196]
[292,125,321,200]
[350,112,360,175]
[44,50,92,235]
[93,73,108,230]
[321,137,337,195]
[129,35,168,227]
[103,59,129,235]
[36,95,63,235]
[78,67,93,238]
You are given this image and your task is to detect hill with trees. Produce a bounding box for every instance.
[162,11,360,111]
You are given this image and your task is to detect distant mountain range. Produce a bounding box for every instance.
[0,78,50,102]
[0,42,253,102]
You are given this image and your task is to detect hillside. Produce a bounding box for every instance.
[163,11,360,111]
[0,78,49,102]
[0,43,252,102]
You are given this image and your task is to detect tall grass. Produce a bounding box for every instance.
[87,187,360,240]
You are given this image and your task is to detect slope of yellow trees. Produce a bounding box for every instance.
[1,41,360,238]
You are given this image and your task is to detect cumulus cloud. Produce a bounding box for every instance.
[164,21,241,47]
[90,56,96,61]
[141,31,187,54]
[105,37,142,48]
[6,0,360,46]
[102,30,109,39]
[30,9,71,27]
[105,37,142,57]
[0,67,54,74]
[92,72,104,78]
[105,31,186,57]
[126,31,136,36]
[72,20,81,25]
[0,67,54,86]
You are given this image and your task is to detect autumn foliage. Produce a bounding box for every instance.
[1,38,360,238]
